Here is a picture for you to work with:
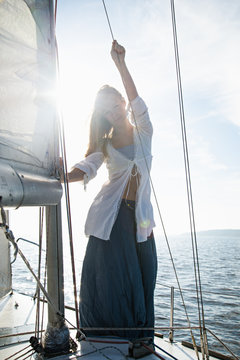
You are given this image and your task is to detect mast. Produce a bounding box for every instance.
[43,203,70,354]
[0,0,70,354]
[42,0,70,355]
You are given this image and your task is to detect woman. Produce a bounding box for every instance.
[65,40,157,340]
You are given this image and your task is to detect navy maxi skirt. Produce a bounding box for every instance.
[79,200,158,340]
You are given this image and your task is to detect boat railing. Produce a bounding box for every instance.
[156,282,239,342]
[9,238,239,359]
[152,283,239,360]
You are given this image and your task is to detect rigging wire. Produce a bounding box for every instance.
[40,230,48,344]
[34,207,44,340]
[39,207,48,344]
[169,0,209,358]
[206,329,239,360]
[54,0,57,23]
[54,1,80,334]
[101,1,199,357]
[57,82,81,334]
[9,349,34,360]
[8,234,85,338]
[2,345,32,360]
[0,205,85,340]
[102,0,115,41]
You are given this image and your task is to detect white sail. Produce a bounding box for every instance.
[0,0,62,207]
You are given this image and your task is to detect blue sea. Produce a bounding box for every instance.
[12,230,240,358]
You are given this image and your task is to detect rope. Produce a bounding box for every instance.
[101,1,199,357]
[152,342,178,360]
[169,1,209,358]
[141,343,166,360]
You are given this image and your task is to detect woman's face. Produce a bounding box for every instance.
[103,93,127,127]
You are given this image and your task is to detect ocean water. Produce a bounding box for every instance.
[11,231,240,358]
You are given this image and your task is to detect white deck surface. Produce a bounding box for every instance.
[0,292,225,360]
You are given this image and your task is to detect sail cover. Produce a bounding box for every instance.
[0,0,62,207]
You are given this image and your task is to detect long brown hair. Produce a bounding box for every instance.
[85,85,124,158]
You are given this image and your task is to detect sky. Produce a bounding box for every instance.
[10,0,240,246]
[54,0,240,238]
[4,2,239,340]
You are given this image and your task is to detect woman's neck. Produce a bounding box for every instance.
[112,121,133,148]
[113,117,132,135]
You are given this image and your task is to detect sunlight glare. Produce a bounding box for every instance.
[57,65,99,161]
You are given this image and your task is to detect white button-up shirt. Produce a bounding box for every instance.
[73,96,155,243]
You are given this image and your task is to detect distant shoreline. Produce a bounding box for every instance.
[181,229,240,237]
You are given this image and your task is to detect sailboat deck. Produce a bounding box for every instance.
[0,292,230,360]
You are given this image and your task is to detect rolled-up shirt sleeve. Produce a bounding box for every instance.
[130,96,153,136]
[73,152,104,186]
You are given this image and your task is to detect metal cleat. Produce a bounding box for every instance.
[128,337,154,359]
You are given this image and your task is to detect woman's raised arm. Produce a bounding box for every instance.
[111,40,138,102]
